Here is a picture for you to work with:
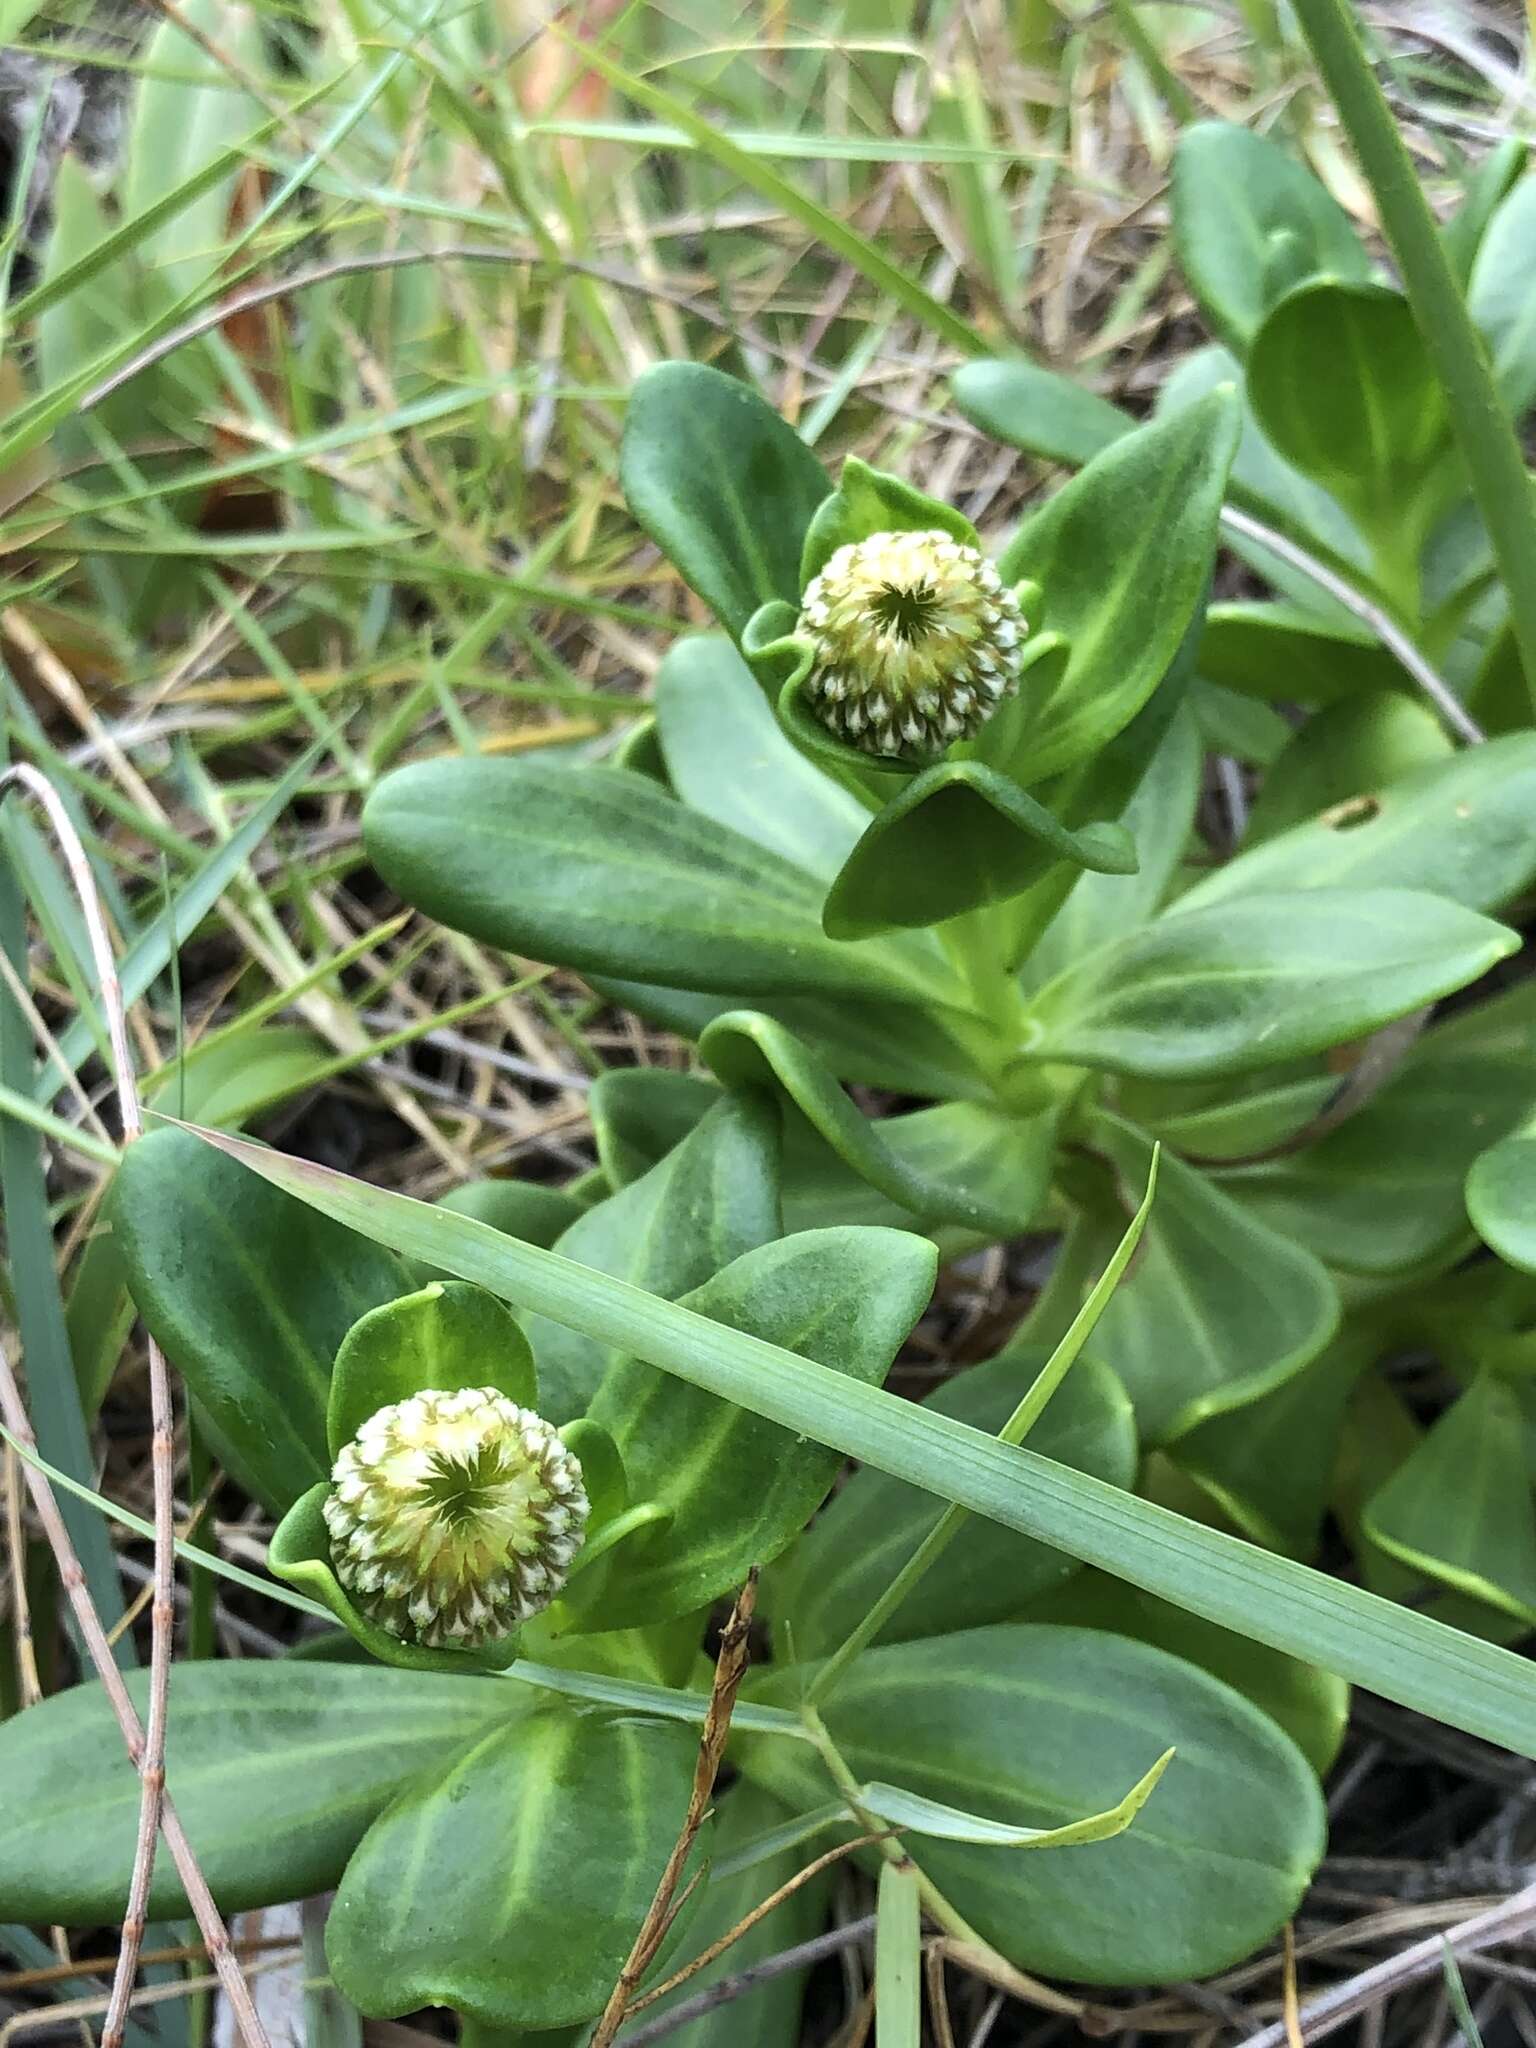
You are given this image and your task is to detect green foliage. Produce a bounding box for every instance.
[747,1626,1326,1984]
[14,25,1536,2042]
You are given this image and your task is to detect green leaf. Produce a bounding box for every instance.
[362,757,957,1007]
[1242,691,1452,844]
[181,1125,1536,1762]
[1021,888,1518,1082]
[589,1069,720,1188]
[1079,1115,1339,1441]
[1157,345,1373,605]
[950,356,1134,467]
[799,455,977,587]
[1468,1134,1536,1271]
[650,1783,829,2048]
[777,1097,1055,1243]
[124,0,264,298]
[746,1625,1325,1984]
[1468,174,1536,418]
[768,1350,1137,1658]
[1171,120,1371,352]
[1018,1573,1350,1777]
[580,1228,936,1628]
[1198,601,1419,708]
[0,1660,515,1922]
[1247,281,1457,558]
[1365,1374,1536,1625]
[1220,1046,1536,1276]
[993,390,1240,783]
[860,1755,1173,1850]
[326,1281,536,1456]
[590,974,996,1101]
[327,1704,700,2031]
[1024,701,1202,991]
[620,362,832,639]
[654,634,867,883]
[526,1091,781,1422]
[701,1010,1050,1236]
[820,759,1136,939]
[1166,1337,1373,1559]
[434,1178,588,1250]
[112,1126,410,1512]
[1443,138,1527,288]
[1182,733,1536,916]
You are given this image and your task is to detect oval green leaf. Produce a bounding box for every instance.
[1183,731,1536,916]
[579,1226,937,1628]
[1171,121,1370,352]
[327,1280,536,1456]
[820,758,1135,939]
[746,1624,1326,1985]
[620,360,832,639]
[328,1703,701,2031]
[1022,888,1519,1082]
[701,1009,1050,1236]
[768,1349,1136,1658]
[362,757,954,1007]
[993,389,1239,784]
[0,1658,514,1922]
[526,1090,781,1422]
[112,1125,410,1512]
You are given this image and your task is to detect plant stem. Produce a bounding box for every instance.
[799,1706,989,1949]
[803,1155,1159,1706]
[1290,0,1536,717]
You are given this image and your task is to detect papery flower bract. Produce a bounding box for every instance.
[797,527,1027,758]
[322,1386,588,1649]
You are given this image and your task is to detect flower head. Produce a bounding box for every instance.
[322,1387,588,1649]
[798,528,1026,758]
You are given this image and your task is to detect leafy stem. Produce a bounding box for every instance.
[1290,0,1536,718]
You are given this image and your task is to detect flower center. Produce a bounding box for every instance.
[870,579,941,644]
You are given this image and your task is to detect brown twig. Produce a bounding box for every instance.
[626,1829,896,2017]
[590,1569,760,2048]
[614,1914,880,2048]
[1243,1882,1536,2048]
[0,1342,268,2046]
[0,764,259,2046]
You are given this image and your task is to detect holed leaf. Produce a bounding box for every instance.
[1182,731,1536,917]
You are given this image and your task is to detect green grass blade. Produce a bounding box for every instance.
[182,1126,1536,1763]
[43,742,322,1099]
[568,33,989,358]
